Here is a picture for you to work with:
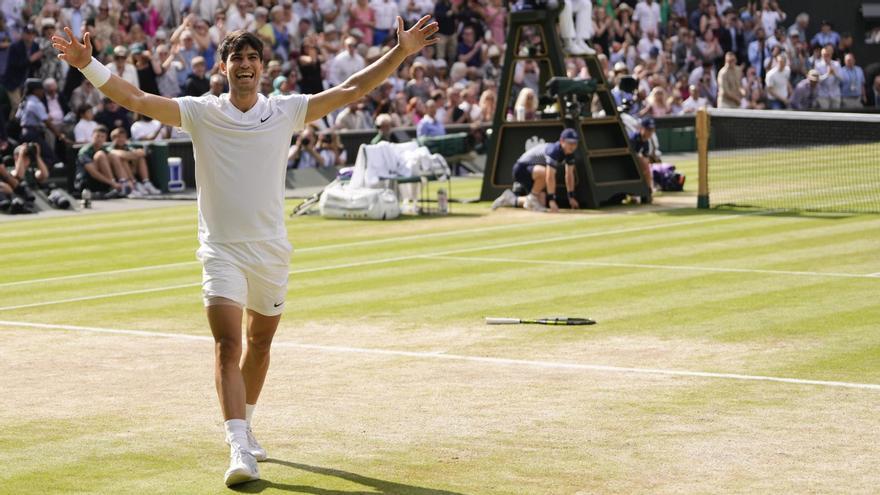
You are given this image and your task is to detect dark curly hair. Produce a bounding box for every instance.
[217,30,264,64]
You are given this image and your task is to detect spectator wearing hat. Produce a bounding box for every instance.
[811,21,840,51]
[482,44,502,82]
[839,53,865,109]
[405,61,435,100]
[371,113,398,144]
[36,18,66,86]
[106,45,140,89]
[131,44,162,96]
[3,24,40,110]
[629,117,658,193]
[184,56,211,97]
[328,36,365,87]
[790,69,820,110]
[491,128,581,212]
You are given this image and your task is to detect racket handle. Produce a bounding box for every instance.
[485,317,521,325]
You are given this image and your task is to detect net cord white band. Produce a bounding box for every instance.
[79,57,112,88]
[708,107,880,124]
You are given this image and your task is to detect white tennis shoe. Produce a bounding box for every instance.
[246,427,267,461]
[523,193,548,212]
[491,189,517,210]
[224,445,260,486]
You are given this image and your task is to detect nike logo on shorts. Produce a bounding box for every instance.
[260,112,272,123]
[274,301,284,307]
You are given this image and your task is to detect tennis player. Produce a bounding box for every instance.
[53,18,438,487]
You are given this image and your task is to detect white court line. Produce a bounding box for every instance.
[0,213,749,312]
[0,213,617,289]
[867,272,880,277]
[427,255,880,280]
[1,319,878,392]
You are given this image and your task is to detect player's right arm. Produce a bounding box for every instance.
[52,27,181,127]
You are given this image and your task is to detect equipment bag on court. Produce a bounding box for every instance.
[319,183,401,220]
[651,163,686,192]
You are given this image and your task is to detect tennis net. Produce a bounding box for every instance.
[699,108,880,214]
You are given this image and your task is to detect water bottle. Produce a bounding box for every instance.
[167,157,185,192]
[81,188,92,209]
[437,188,448,215]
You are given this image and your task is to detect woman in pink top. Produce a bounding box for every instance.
[349,0,375,47]
[483,0,506,45]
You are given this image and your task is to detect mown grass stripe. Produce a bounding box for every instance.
[1,319,878,391]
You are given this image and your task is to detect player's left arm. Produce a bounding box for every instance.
[304,15,437,124]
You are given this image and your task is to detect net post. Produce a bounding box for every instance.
[695,107,710,209]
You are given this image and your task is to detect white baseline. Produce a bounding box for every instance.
[0,319,877,392]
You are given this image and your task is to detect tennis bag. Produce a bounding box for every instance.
[651,163,686,192]
[319,183,400,220]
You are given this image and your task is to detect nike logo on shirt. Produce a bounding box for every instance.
[260,112,272,123]
[274,301,284,307]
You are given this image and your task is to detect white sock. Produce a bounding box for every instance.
[224,418,248,449]
[245,404,255,427]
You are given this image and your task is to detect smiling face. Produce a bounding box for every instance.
[221,46,262,94]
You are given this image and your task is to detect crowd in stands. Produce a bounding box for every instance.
[0,0,877,206]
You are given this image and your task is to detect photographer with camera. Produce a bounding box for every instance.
[17,78,66,167]
[287,127,324,169]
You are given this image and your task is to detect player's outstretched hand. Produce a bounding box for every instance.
[51,27,92,69]
[397,15,439,57]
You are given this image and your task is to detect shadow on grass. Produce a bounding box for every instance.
[229,459,469,495]
[655,206,862,220]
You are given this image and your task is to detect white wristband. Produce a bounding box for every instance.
[79,57,111,88]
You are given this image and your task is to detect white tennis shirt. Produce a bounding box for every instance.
[175,93,308,243]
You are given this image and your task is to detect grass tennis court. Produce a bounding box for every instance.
[2,177,879,494]
[706,143,880,213]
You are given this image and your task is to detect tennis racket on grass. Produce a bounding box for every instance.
[485,317,596,325]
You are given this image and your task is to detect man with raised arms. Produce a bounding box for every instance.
[52,17,438,487]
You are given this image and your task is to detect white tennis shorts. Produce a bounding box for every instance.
[196,238,292,316]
